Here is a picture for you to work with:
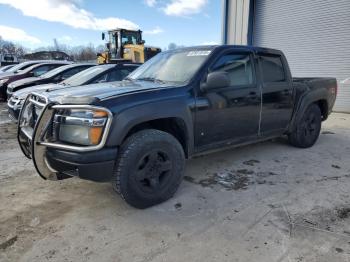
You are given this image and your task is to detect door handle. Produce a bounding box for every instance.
[247,92,257,98]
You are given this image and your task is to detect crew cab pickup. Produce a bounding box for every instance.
[17,45,337,208]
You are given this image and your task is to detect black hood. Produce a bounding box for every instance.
[45,80,173,105]
[12,83,63,99]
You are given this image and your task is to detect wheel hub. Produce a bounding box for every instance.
[136,150,172,192]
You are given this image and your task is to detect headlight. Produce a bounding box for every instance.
[124,48,131,54]
[0,78,9,85]
[54,109,109,146]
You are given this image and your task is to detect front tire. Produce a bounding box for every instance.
[112,129,185,209]
[288,104,322,148]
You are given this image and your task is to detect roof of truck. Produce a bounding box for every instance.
[173,45,283,56]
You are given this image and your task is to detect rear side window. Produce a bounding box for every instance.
[211,53,253,86]
[259,55,285,83]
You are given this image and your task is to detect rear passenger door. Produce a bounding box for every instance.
[257,54,293,135]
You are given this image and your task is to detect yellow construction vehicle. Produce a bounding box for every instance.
[97,28,161,64]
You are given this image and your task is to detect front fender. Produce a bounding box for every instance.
[105,97,194,154]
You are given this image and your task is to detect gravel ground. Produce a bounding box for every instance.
[1,102,350,262]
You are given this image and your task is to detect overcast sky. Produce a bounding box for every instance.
[0,0,221,50]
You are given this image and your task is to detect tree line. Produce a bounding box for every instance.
[0,35,104,62]
[1,35,186,62]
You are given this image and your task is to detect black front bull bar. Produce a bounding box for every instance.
[17,94,59,180]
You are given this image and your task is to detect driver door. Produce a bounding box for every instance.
[194,50,261,149]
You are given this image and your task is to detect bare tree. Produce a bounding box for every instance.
[0,35,27,58]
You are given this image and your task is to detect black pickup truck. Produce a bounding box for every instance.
[17,45,337,208]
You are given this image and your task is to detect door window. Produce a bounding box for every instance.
[108,68,134,81]
[211,53,253,86]
[59,67,88,81]
[259,55,285,83]
[31,65,51,76]
[91,72,109,83]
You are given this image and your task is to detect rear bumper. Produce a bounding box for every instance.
[46,147,117,182]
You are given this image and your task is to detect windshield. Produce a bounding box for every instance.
[122,32,138,45]
[62,65,112,86]
[127,49,212,84]
[39,64,69,78]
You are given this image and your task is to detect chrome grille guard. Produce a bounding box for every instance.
[17,92,113,181]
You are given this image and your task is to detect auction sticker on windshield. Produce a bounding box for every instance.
[187,51,211,56]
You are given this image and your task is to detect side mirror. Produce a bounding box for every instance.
[141,40,145,44]
[201,71,230,92]
[102,32,105,40]
[28,72,34,77]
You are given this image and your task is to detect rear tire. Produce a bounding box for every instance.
[112,129,185,209]
[288,104,322,148]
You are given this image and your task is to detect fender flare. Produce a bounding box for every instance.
[288,88,328,132]
[106,98,194,155]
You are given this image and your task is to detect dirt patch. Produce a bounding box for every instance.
[186,169,253,190]
[316,176,342,182]
[243,159,260,166]
[0,199,73,259]
[0,235,17,250]
[274,205,350,236]
[184,169,282,190]
[332,164,341,169]
[335,247,344,253]
[174,203,182,210]
[337,207,350,219]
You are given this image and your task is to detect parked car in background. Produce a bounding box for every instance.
[17,45,337,208]
[0,65,15,73]
[6,63,95,99]
[0,61,71,100]
[0,60,56,77]
[7,63,140,120]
